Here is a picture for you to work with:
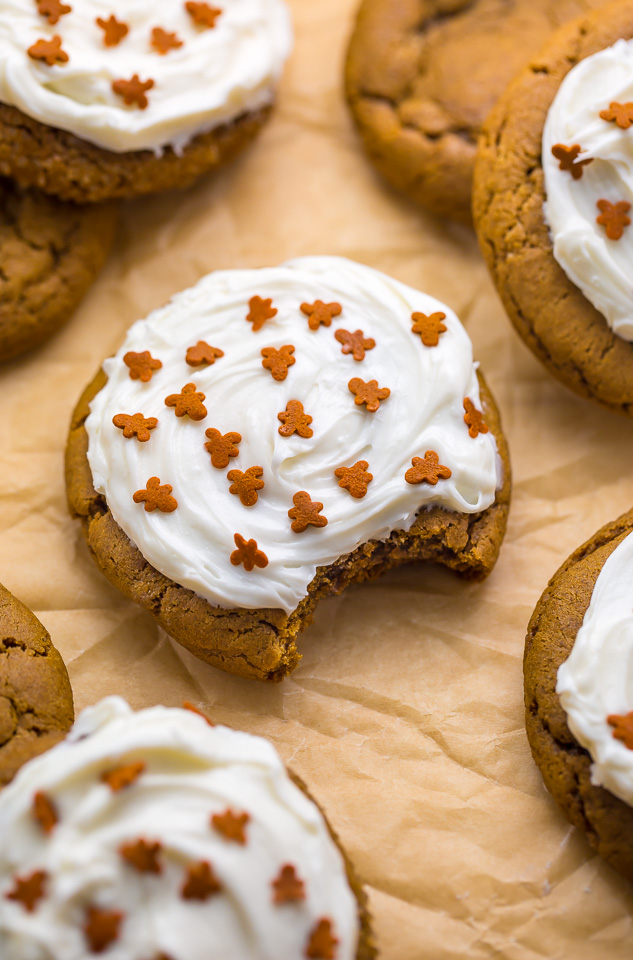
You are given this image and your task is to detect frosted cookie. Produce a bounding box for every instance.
[66,256,511,681]
[473,0,633,414]
[0,582,73,786]
[0,1,292,202]
[524,508,633,880]
[0,696,375,960]
[345,0,606,225]
[0,180,117,363]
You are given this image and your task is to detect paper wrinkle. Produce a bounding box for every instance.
[1,0,633,957]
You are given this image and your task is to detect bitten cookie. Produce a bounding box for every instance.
[0,582,73,786]
[0,180,117,363]
[66,256,511,681]
[524,508,633,881]
[0,696,376,960]
[345,0,605,224]
[0,1,292,203]
[473,0,633,414]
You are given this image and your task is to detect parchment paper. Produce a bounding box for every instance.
[2,2,633,957]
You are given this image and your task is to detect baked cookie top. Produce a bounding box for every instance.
[85,256,501,614]
[0,0,292,154]
[0,696,359,960]
[557,528,633,807]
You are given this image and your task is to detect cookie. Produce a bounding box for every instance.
[0,1,292,203]
[0,696,376,959]
[345,0,605,224]
[524,507,633,881]
[0,179,117,363]
[473,0,633,414]
[66,256,511,682]
[0,582,74,787]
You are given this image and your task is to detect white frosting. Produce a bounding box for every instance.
[85,256,501,615]
[0,0,292,154]
[0,696,359,960]
[557,530,633,806]
[542,37,633,341]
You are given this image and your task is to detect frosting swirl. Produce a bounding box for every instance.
[557,530,633,806]
[542,38,633,341]
[0,0,292,154]
[85,257,501,614]
[0,697,359,960]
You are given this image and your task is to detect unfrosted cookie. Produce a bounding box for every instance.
[66,256,511,681]
[0,696,375,960]
[0,582,74,786]
[473,0,633,414]
[0,1,292,202]
[345,0,605,224]
[0,180,117,362]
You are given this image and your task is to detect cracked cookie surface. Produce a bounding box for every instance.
[473,0,633,414]
[65,367,511,682]
[345,0,605,224]
[0,582,74,785]
[524,507,633,881]
[0,179,117,363]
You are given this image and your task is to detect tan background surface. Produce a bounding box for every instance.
[2,1,633,957]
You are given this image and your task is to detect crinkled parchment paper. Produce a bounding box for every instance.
[2,1,633,957]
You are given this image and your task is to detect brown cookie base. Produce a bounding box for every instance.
[0,582,74,786]
[473,0,633,414]
[345,0,605,224]
[524,508,633,881]
[66,367,510,682]
[0,103,271,204]
[0,180,117,363]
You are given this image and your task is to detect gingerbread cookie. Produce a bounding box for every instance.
[0,696,375,959]
[0,180,117,363]
[0,1,292,202]
[473,0,633,414]
[524,508,633,880]
[66,256,511,681]
[0,582,73,786]
[345,0,606,224]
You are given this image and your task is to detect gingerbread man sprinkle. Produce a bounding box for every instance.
[112,413,158,443]
[348,377,390,412]
[120,839,163,874]
[185,2,223,28]
[5,870,48,913]
[334,461,373,498]
[101,761,146,792]
[272,864,306,904]
[151,27,184,55]
[28,36,69,66]
[600,101,633,129]
[181,861,222,900]
[185,341,224,366]
[411,311,447,347]
[33,791,58,834]
[551,143,593,180]
[164,383,207,420]
[227,466,265,506]
[37,0,71,25]
[300,300,342,331]
[405,451,452,486]
[124,350,162,382]
[288,491,328,533]
[278,399,313,438]
[306,918,339,960]
[334,328,375,361]
[112,75,155,110]
[608,711,633,750]
[261,344,296,381]
[204,428,242,468]
[97,14,129,47]
[84,907,124,954]
[133,478,178,513]
[247,296,277,331]
[596,199,631,241]
[211,808,250,844]
[230,533,268,571]
[463,398,488,439]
